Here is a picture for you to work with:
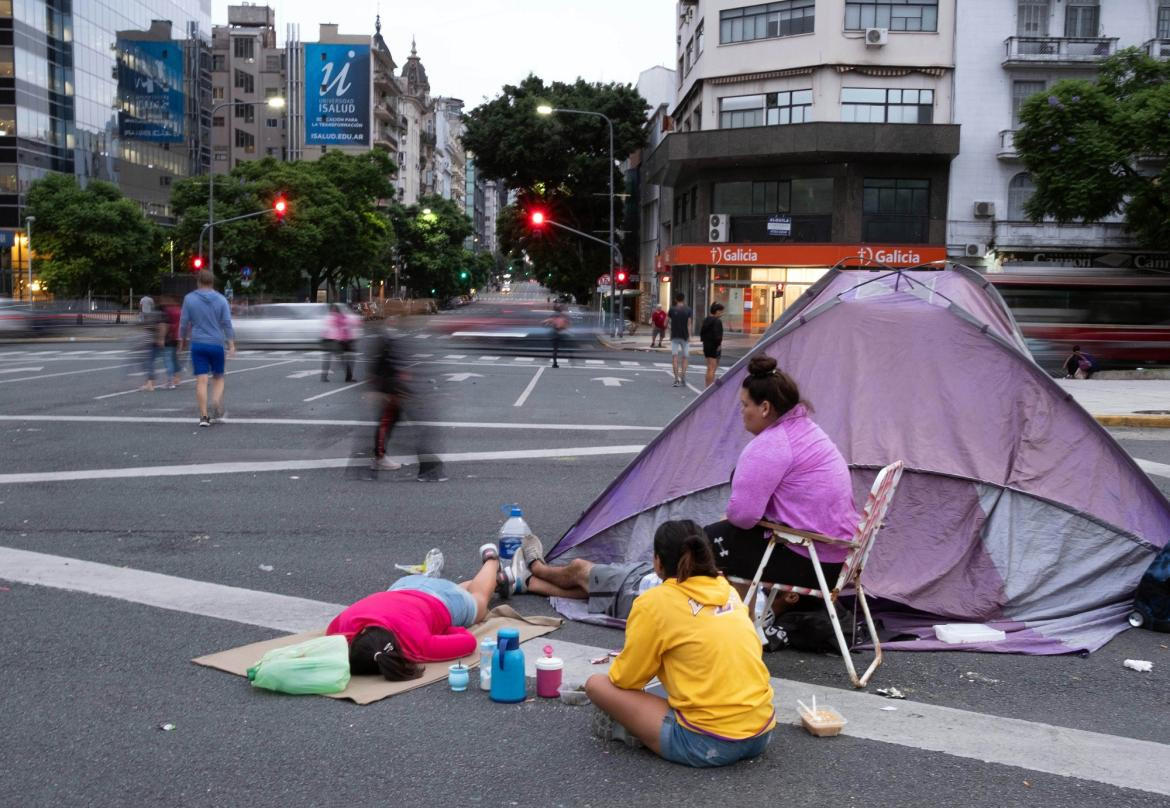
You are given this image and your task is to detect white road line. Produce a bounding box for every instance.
[411,353,433,358]
[1135,458,1170,479]
[0,444,647,485]
[2,547,1168,798]
[0,367,43,374]
[654,362,671,368]
[585,360,604,365]
[413,333,430,339]
[0,363,136,385]
[620,361,640,367]
[513,366,545,408]
[443,354,467,359]
[93,359,299,400]
[514,357,534,362]
[0,413,662,431]
[302,380,368,402]
[478,356,500,361]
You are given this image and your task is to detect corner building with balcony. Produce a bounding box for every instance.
[644,0,957,333]
[948,0,1169,273]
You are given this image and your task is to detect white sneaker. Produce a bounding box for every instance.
[509,551,530,594]
[423,548,444,578]
[372,456,401,470]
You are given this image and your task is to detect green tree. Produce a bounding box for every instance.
[25,174,161,298]
[171,150,398,298]
[390,195,474,301]
[1015,47,1170,250]
[462,75,648,302]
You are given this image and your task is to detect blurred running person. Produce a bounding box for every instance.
[543,304,570,369]
[138,305,166,392]
[322,304,355,383]
[161,296,183,388]
[179,269,235,427]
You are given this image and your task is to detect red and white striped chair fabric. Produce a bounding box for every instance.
[730,460,904,689]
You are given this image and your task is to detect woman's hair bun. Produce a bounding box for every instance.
[747,354,777,378]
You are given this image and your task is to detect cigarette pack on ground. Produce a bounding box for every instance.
[797,700,846,737]
[932,623,1006,645]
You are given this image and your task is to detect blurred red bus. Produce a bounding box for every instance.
[987,273,1170,372]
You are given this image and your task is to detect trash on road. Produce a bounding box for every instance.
[158,723,176,731]
[876,687,906,699]
[1123,659,1153,672]
[258,564,274,572]
[960,671,1001,684]
[797,696,846,737]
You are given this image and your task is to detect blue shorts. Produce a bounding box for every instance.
[658,709,772,768]
[190,342,225,376]
[389,575,478,628]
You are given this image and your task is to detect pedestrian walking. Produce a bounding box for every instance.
[650,304,667,348]
[179,269,235,427]
[321,304,355,382]
[700,302,725,389]
[668,293,693,387]
[544,304,570,368]
[1063,345,1095,379]
[137,307,166,392]
[161,296,182,389]
[139,293,155,315]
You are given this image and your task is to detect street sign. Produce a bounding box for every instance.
[0,231,13,248]
[767,215,792,237]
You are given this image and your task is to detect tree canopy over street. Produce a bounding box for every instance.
[462,75,648,302]
[25,174,163,298]
[390,195,488,301]
[1016,48,1170,250]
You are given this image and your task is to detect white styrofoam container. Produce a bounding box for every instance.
[932,623,1007,644]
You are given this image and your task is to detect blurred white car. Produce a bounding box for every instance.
[0,298,33,334]
[230,303,364,347]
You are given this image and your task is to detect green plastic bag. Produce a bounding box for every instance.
[246,635,351,695]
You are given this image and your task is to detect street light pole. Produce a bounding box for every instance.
[536,105,618,336]
[208,97,285,275]
[25,215,34,304]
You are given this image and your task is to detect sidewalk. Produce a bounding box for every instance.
[598,331,761,355]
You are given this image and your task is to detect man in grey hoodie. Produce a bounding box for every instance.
[179,269,236,427]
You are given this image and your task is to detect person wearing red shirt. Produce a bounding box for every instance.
[650,305,667,348]
[327,544,503,680]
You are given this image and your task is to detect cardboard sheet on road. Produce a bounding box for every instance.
[192,605,562,704]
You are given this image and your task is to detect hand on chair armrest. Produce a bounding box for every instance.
[757,520,857,548]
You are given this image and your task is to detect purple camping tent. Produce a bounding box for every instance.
[548,266,1170,654]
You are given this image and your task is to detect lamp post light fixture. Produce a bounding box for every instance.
[208,96,286,275]
[24,215,34,304]
[536,104,618,336]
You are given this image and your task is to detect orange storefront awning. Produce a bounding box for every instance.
[659,244,948,268]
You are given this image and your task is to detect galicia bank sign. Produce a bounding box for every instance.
[857,246,923,265]
[709,247,760,263]
[305,44,370,146]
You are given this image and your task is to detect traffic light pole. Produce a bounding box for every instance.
[197,207,277,265]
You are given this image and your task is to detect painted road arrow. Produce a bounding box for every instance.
[443,373,485,382]
[591,377,631,388]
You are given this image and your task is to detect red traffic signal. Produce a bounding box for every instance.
[529,209,546,227]
[191,255,204,271]
[615,269,628,285]
[273,196,288,220]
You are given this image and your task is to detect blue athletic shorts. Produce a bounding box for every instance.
[658,709,772,768]
[190,342,225,376]
[389,575,478,628]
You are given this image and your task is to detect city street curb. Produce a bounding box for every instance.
[1094,414,1170,429]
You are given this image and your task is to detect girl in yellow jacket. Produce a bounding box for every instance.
[585,519,776,767]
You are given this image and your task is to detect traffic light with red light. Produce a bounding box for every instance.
[273,196,288,221]
[529,209,546,227]
[191,255,204,271]
[615,269,628,287]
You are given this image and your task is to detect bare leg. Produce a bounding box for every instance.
[671,353,680,382]
[529,558,593,591]
[526,577,588,600]
[705,357,718,388]
[458,558,501,623]
[210,374,225,415]
[585,674,668,754]
[194,374,209,418]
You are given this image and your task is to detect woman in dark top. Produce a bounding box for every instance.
[700,303,725,388]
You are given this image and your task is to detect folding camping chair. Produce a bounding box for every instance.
[731,460,904,689]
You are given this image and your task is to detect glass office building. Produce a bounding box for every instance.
[0,0,211,297]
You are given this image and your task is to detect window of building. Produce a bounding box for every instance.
[677,57,684,87]
[212,116,224,127]
[1064,0,1099,37]
[234,105,255,123]
[265,54,282,72]
[234,69,254,94]
[845,0,938,32]
[714,181,788,214]
[720,95,764,128]
[266,118,279,128]
[1008,173,1035,220]
[234,129,255,152]
[1017,1,1051,36]
[0,105,14,136]
[696,20,705,54]
[265,86,281,99]
[0,46,13,78]
[766,90,812,125]
[0,165,16,193]
[1012,80,1045,128]
[720,1,815,44]
[791,178,833,214]
[862,178,930,242]
[692,104,702,131]
[212,86,224,100]
[690,187,698,220]
[212,54,225,72]
[1159,3,1170,39]
[233,37,254,60]
[685,38,694,73]
[214,149,228,161]
[841,88,934,123]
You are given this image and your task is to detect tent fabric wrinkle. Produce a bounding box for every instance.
[551,267,1170,654]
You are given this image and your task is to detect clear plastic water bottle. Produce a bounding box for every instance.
[498,505,529,561]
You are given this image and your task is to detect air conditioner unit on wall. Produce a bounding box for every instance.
[865,28,888,47]
[709,213,729,243]
[973,201,996,218]
[964,243,988,258]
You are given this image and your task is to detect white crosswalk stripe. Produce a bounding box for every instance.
[478,356,500,361]
[513,357,534,362]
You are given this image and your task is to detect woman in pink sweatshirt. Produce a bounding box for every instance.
[326,545,503,680]
[705,354,859,593]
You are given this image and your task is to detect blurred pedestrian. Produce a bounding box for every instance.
[700,302,725,388]
[668,293,693,388]
[544,304,570,369]
[179,269,235,427]
[322,303,355,383]
[1063,345,1095,379]
[161,296,183,389]
[368,317,448,481]
[137,306,166,392]
[139,293,154,315]
[650,304,667,348]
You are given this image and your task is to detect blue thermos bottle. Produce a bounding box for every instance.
[489,627,526,703]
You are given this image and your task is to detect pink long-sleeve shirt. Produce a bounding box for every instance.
[326,590,477,662]
[726,404,860,563]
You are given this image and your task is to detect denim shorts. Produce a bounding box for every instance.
[389,575,478,628]
[670,338,689,357]
[190,342,225,376]
[658,709,773,768]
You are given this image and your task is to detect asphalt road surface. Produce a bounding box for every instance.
[1,289,1168,808]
